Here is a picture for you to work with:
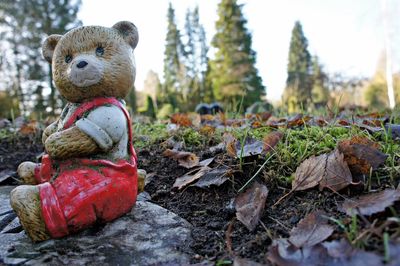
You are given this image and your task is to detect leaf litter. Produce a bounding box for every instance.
[235,182,269,231]
[342,189,400,216]
[292,149,353,192]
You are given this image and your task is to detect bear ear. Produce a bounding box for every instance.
[112,21,139,49]
[42,34,62,63]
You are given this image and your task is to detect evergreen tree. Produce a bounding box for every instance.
[163,3,184,110]
[125,86,137,114]
[283,21,312,112]
[311,56,329,107]
[144,70,161,109]
[139,95,156,119]
[209,0,265,110]
[0,0,81,115]
[181,6,210,110]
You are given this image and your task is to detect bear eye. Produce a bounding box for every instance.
[96,46,104,56]
[65,55,72,63]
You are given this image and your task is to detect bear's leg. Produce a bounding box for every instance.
[10,185,50,242]
[17,162,39,185]
[137,168,146,193]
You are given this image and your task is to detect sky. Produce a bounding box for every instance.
[78,0,400,102]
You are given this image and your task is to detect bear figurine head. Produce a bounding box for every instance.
[42,21,138,103]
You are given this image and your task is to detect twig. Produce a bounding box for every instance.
[272,189,294,208]
[268,216,290,231]
[225,218,235,256]
[238,152,275,193]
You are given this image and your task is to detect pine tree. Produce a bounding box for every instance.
[209,0,265,110]
[163,3,184,110]
[181,6,210,110]
[283,21,312,112]
[311,56,329,107]
[0,0,81,115]
[125,86,137,114]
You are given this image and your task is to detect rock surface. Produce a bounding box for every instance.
[0,187,192,265]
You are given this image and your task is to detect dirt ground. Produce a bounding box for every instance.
[1,121,399,265]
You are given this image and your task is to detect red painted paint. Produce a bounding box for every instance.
[35,97,137,238]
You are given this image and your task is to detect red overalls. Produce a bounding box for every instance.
[34,97,138,238]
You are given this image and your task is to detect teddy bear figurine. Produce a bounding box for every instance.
[10,21,140,242]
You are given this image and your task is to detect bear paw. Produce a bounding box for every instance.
[10,185,50,242]
[137,169,146,193]
[17,162,39,185]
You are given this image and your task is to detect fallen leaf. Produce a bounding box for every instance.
[385,124,400,140]
[267,238,327,266]
[338,136,388,175]
[199,125,216,135]
[293,153,327,191]
[163,149,200,168]
[223,132,238,157]
[189,113,201,127]
[322,239,383,266]
[199,157,215,167]
[289,211,334,248]
[235,137,264,158]
[267,238,383,266]
[263,131,284,153]
[235,182,269,231]
[341,189,400,216]
[251,120,263,128]
[170,113,192,127]
[319,149,353,191]
[173,167,211,190]
[287,114,311,127]
[19,121,39,135]
[293,149,352,192]
[192,165,230,188]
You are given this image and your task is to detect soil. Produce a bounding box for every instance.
[1,129,399,265]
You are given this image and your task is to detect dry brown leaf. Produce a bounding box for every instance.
[319,149,353,191]
[292,153,327,191]
[223,132,238,157]
[267,238,383,266]
[385,124,400,140]
[199,125,216,135]
[289,211,334,248]
[293,149,352,192]
[342,189,400,216]
[267,238,328,266]
[263,131,284,153]
[235,137,264,158]
[192,165,230,188]
[199,157,215,167]
[162,149,200,168]
[170,113,192,127]
[19,121,39,135]
[173,167,211,190]
[338,136,387,175]
[235,182,269,231]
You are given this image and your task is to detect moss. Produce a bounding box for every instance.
[132,123,169,149]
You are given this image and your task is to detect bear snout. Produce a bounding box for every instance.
[68,55,104,88]
[76,60,88,69]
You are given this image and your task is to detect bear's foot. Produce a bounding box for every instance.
[10,185,50,242]
[17,162,38,185]
[138,169,146,193]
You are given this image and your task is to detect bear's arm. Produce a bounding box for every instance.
[44,126,101,160]
[44,106,126,160]
[42,120,59,144]
[75,106,127,151]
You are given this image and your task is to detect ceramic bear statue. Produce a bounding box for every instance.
[10,21,140,242]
